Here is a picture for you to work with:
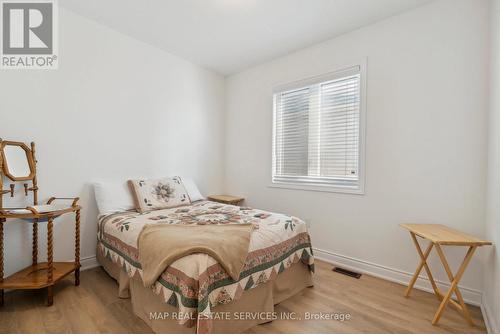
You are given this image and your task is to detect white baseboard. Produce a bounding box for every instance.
[313,247,483,306]
[482,301,499,334]
[80,255,99,271]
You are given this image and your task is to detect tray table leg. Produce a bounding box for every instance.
[405,232,440,297]
[432,245,476,326]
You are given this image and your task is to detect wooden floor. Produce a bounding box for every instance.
[0,260,487,334]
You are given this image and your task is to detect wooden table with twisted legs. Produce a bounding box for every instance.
[400,224,491,326]
[0,199,81,307]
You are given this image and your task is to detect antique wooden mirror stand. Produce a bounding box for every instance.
[0,139,81,306]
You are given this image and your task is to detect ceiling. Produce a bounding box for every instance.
[61,0,434,75]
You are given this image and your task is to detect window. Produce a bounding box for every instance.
[272,64,366,193]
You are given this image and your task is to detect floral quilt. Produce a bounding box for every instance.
[97,200,314,333]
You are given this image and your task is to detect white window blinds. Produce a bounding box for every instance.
[272,65,364,191]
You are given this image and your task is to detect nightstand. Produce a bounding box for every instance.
[207,195,244,206]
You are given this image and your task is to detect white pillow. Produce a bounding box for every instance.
[93,180,135,215]
[93,177,204,215]
[181,177,204,202]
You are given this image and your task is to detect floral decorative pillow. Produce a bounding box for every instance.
[128,176,191,213]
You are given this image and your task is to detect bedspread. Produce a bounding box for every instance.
[97,201,314,331]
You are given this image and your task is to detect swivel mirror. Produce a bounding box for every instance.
[0,141,35,181]
[0,139,81,307]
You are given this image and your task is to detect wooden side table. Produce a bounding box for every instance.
[400,223,492,326]
[207,195,244,206]
[0,198,81,306]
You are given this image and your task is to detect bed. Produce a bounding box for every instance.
[96,200,314,334]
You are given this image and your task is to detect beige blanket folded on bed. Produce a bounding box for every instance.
[138,223,254,287]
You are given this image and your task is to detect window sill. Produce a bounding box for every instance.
[268,182,365,195]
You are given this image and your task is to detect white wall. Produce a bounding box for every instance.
[225,0,489,302]
[484,0,500,331]
[0,0,494,315]
[0,8,226,276]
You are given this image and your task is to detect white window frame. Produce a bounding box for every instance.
[270,60,367,195]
